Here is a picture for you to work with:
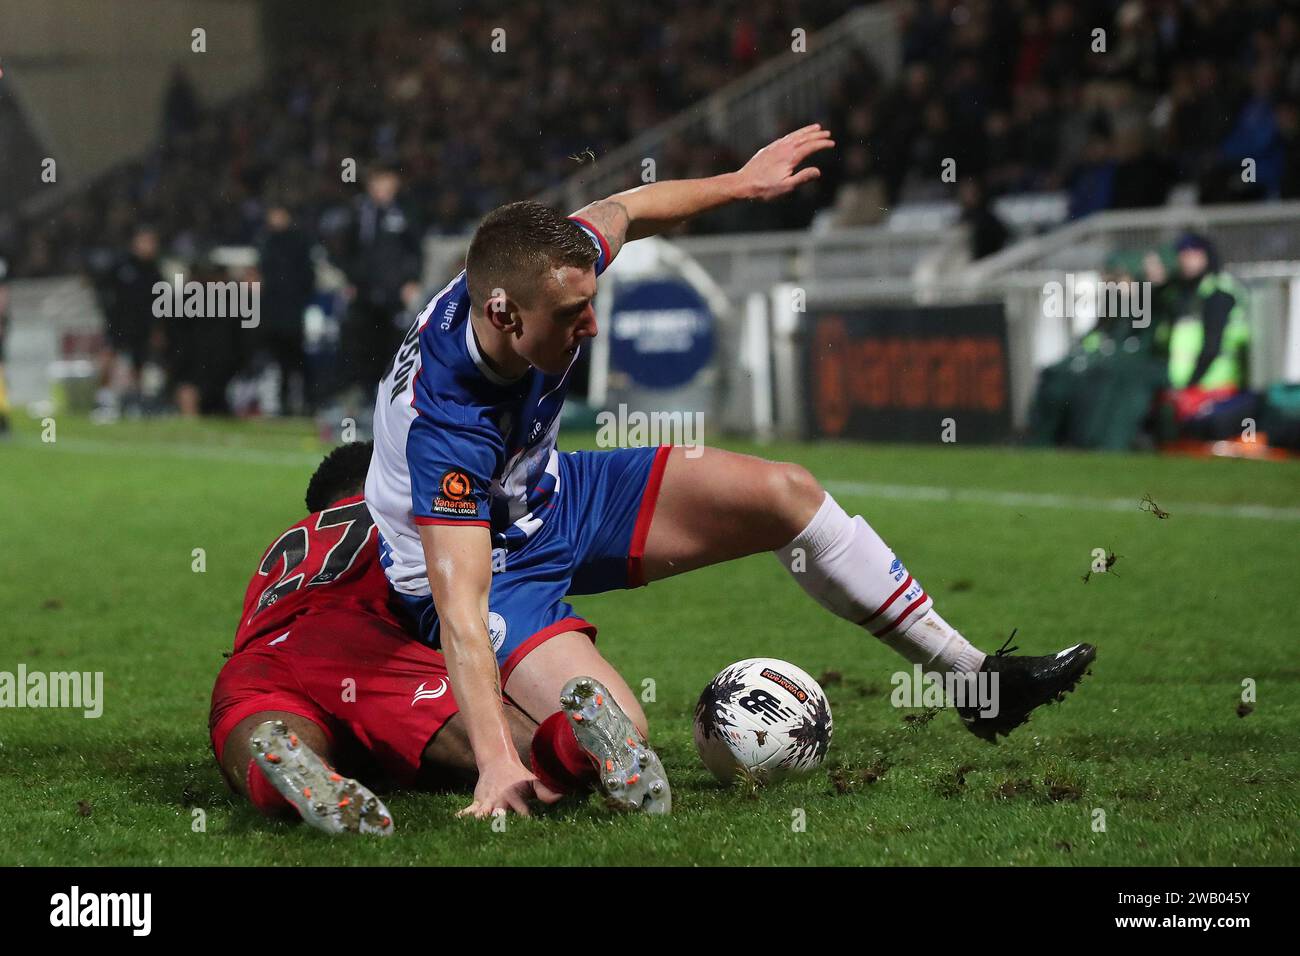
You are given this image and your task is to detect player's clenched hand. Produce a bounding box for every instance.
[457,756,539,819]
[735,124,835,201]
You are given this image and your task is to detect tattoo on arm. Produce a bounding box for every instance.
[572,199,630,263]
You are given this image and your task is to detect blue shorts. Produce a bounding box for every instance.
[395,445,670,683]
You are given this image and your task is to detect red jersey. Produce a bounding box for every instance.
[233,494,404,653]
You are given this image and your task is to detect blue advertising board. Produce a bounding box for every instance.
[608,278,714,390]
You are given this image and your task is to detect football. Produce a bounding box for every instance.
[693,658,833,784]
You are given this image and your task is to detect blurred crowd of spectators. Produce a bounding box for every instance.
[820,0,1300,228]
[5,0,856,280]
[4,0,1298,422]
[11,0,863,416]
[685,0,1300,238]
[7,0,1299,276]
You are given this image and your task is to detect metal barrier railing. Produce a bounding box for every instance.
[960,201,1300,285]
[422,219,969,303]
[536,3,902,212]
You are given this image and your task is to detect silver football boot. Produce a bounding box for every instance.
[559,677,671,814]
[250,719,394,836]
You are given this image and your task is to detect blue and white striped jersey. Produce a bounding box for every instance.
[365,217,610,597]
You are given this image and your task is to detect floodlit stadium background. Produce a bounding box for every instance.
[3,0,1297,448]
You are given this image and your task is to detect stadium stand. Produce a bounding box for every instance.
[9,0,1299,278]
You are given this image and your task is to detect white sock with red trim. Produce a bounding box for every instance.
[776,493,986,673]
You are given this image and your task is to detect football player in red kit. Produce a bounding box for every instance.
[210,442,615,834]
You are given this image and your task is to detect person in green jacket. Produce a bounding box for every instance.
[1028,250,1169,449]
[1159,232,1251,427]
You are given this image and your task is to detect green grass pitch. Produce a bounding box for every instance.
[2,415,1297,866]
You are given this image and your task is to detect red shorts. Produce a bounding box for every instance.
[210,608,459,783]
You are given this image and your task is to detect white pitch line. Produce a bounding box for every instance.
[10,435,1299,522]
[6,434,323,468]
[824,479,1300,522]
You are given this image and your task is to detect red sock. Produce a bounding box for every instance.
[530,711,597,795]
[246,758,295,817]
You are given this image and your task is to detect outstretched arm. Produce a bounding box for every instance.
[571,123,835,262]
[420,522,539,818]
